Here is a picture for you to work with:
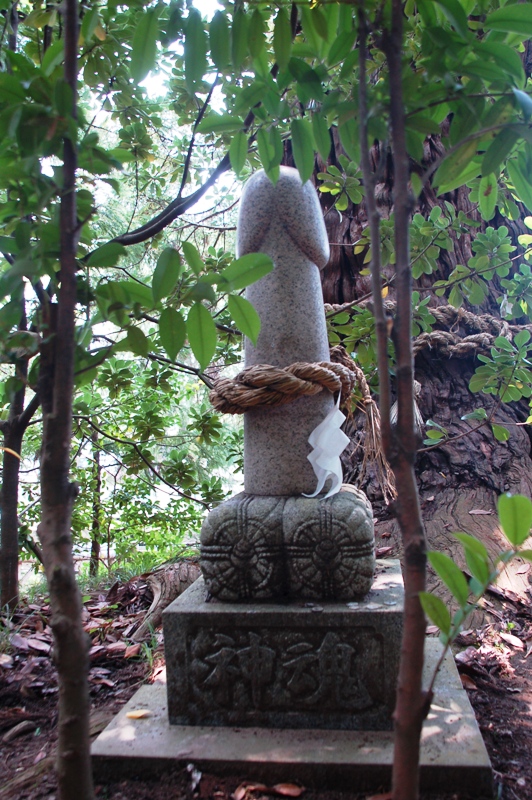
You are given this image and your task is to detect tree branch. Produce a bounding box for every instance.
[358,4,392,458]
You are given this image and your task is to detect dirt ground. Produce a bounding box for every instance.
[1,568,532,800]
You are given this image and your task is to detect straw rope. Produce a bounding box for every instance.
[209,358,356,415]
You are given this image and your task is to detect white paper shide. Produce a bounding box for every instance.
[303,395,349,500]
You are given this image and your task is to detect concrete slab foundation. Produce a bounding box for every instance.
[163,561,403,730]
[91,640,493,795]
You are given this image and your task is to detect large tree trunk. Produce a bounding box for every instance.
[316,140,532,609]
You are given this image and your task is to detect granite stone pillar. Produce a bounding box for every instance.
[238,167,333,496]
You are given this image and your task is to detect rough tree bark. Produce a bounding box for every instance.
[36,1,94,797]
[0,302,40,610]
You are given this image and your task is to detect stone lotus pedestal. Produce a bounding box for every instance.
[200,486,375,602]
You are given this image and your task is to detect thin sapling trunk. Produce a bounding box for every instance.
[37,1,94,797]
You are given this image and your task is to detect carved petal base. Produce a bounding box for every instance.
[200,486,375,602]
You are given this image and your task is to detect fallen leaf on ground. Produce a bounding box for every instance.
[232,784,268,800]
[9,633,30,650]
[0,653,13,668]
[469,509,492,515]
[499,632,524,649]
[126,709,152,719]
[26,638,51,654]
[272,783,305,797]
[125,643,141,658]
[106,641,127,654]
[376,546,393,558]
[33,748,48,765]
[460,674,477,690]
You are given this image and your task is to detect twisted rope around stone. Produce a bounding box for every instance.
[210,358,356,415]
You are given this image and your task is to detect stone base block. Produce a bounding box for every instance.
[200,486,375,601]
[163,561,402,731]
[91,641,493,796]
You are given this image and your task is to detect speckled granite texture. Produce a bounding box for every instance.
[237,167,333,496]
[200,486,375,601]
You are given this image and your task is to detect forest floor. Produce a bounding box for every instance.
[1,562,532,800]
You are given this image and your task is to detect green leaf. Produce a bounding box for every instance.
[434,0,469,40]
[231,8,248,72]
[188,280,216,304]
[182,242,204,276]
[196,113,244,135]
[433,139,480,191]
[476,42,525,89]
[291,118,315,185]
[491,423,510,443]
[485,4,532,36]
[130,7,160,83]
[228,294,261,345]
[465,549,490,587]
[210,11,230,70]
[419,592,452,636]
[0,73,26,103]
[512,89,532,121]
[428,551,469,605]
[114,280,153,309]
[508,156,532,213]
[80,6,100,43]
[454,532,489,561]
[185,9,207,94]
[339,117,360,164]
[53,79,73,116]
[248,9,265,59]
[220,253,274,291]
[187,303,217,370]
[481,128,520,177]
[514,329,531,349]
[229,130,248,176]
[256,127,282,183]
[159,307,186,361]
[498,493,532,546]
[478,173,497,222]
[519,550,532,562]
[87,242,127,267]
[152,248,181,303]
[312,113,331,162]
[425,429,445,440]
[126,326,149,357]
[494,336,514,351]
[327,29,356,66]
[274,8,292,72]
[41,40,64,75]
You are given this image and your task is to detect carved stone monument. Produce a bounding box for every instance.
[163,168,398,731]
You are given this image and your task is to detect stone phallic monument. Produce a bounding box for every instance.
[201,167,375,602]
[162,168,403,731]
